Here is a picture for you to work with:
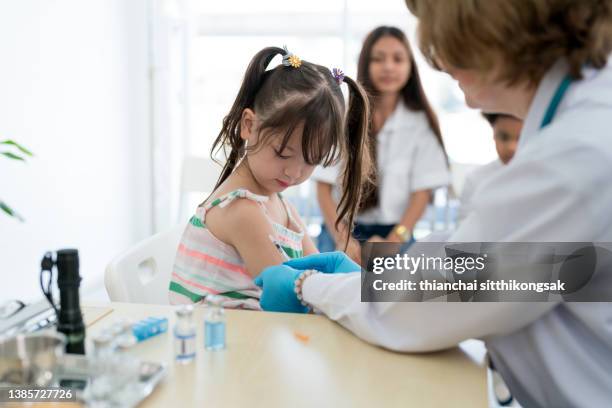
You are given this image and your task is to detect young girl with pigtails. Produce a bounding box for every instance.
[169,46,371,309]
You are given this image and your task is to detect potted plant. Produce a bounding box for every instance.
[1,140,33,221]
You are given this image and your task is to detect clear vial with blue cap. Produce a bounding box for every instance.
[204,295,225,351]
[174,304,196,363]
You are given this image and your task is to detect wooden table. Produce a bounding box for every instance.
[85,302,487,407]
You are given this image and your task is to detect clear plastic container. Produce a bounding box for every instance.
[89,327,141,404]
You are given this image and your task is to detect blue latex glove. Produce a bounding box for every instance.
[253,265,308,313]
[283,251,360,274]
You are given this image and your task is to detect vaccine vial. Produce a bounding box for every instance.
[174,305,196,363]
[204,295,226,351]
[110,319,137,349]
[90,333,115,401]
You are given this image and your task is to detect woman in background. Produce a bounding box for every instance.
[313,26,449,262]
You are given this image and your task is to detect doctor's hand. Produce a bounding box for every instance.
[254,265,308,313]
[283,251,361,274]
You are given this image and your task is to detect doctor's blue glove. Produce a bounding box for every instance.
[283,251,360,274]
[254,265,308,313]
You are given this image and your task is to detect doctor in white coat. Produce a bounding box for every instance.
[255,0,612,406]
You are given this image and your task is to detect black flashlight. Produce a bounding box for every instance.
[40,249,86,354]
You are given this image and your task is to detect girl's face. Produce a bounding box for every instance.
[493,116,522,164]
[240,109,315,194]
[369,36,412,95]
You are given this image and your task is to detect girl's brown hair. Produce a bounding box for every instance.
[210,46,371,241]
[357,26,447,210]
[406,0,612,85]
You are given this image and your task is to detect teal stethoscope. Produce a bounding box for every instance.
[540,74,573,129]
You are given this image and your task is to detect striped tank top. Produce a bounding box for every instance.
[168,188,304,309]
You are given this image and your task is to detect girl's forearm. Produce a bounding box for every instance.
[394,189,431,238]
[316,182,350,242]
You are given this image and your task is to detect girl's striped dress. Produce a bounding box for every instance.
[168,188,304,309]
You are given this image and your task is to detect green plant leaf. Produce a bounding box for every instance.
[1,140,31,222]
[0,200,25,221]
[1,151,26,161]
[0,140,33,156]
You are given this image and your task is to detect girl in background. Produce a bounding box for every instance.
[169,46,371,309]
[314,26,449,262]
[458,113,523,224]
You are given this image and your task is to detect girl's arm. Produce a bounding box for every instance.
[316,181,361,262]
[385,189,431,243]
[206,199,289,277]
[287,202,318,256]
[316,181,345,241]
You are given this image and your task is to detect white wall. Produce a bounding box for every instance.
[0,0,152,302]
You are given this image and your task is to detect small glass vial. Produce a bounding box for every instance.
[174,305,197,363]
[90,332,115,401]
[111,319,137,349]
[204,295,226,351]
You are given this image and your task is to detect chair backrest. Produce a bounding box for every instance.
[104,224,184,304]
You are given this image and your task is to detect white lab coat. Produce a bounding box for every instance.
[311,102,449,224]
[457,159,503,224]
[302,60,612,407]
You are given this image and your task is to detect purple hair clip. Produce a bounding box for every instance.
[332,68,345,85]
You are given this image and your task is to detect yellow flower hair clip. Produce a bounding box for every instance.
[282,46,302,68]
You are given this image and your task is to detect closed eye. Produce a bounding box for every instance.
[274,149,292,160]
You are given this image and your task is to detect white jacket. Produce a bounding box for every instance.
[302,60,612,407]
[457,159,503,224]
[311,102,449,225]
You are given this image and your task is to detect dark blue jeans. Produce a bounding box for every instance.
[317,223,415,253]
[352,223,396,243]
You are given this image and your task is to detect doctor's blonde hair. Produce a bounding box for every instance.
[405,0,612,85]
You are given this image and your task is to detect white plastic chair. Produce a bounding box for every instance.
[104,224,184,304]
[178,156,221,223]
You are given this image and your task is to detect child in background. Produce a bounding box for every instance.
[313,26,449,263]
[169,46,371,309]
[457,113,523,224]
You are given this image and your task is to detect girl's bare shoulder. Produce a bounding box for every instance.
[203,192,271,245]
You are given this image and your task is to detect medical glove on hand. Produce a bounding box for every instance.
[284,251,360,274]
[254,265,308,313]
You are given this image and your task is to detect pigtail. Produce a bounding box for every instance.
[209,46,286,193]
[335,75,372,245]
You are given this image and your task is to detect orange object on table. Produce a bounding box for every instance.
[294,331,310,343]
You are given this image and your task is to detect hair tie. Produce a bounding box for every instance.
[282,46,302,68]
[332,68,345,85]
